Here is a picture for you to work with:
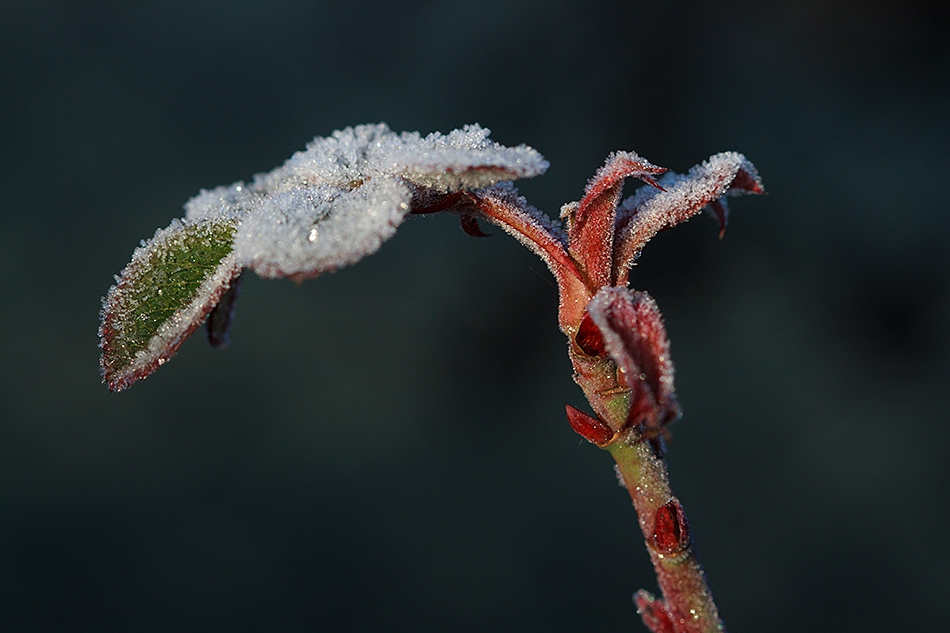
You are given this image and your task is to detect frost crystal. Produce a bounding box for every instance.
[100,123,547,390]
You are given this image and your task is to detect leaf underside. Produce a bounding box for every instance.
[99,217,240,391]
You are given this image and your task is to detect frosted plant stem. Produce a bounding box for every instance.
[607,439,725,633]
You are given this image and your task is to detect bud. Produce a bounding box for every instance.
[652,499,691,556]
[634,590,676,633]
[575,311,607,357]
[565,404,614,446]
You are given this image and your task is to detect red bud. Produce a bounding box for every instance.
[575,311,607,357]
[652,499,691,556]
[586,288,681,436]
[634,590,676,633]
[565,404,614,446]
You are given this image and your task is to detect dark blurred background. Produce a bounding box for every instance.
[1,1,948,631]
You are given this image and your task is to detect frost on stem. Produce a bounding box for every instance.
[100,123,548,391]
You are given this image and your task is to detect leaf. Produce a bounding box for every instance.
[233,179,413,280]
[586,287,680,433]
[193,124,549,281]
[101,123,551,389]
[566,151,666,289]
[250,123,548,196]
[390,124,549,191]
[613,152,763,286]
[99,217,241,391]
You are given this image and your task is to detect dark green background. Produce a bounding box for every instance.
[2,1,948,631]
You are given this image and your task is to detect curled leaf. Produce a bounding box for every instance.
[614,152,763,286]
[586,287,680,434]
[99,217,241,391]
[567,151,666,288]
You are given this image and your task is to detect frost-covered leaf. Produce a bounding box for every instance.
[184,182,258,223]
[389,124,549,191]
[234,179,412,280]
[613,152,762,286]
[250,123,548,195]
[566,151,666,288]
[185,123,548,280]
[99,217,240,391]
[586,287,680,433]
[101,123,548,389]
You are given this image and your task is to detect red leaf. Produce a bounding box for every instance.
[569,152,666,289]
[586,287,680,434]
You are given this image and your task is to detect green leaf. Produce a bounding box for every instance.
[99,217,241,391]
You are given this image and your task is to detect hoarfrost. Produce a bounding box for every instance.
[184,183,257,222]
[184,122,549,277]
[99,217,241,391]
[235,179,412,279]
[250,122,547,195]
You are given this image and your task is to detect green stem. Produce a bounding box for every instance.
[608,438,724,633]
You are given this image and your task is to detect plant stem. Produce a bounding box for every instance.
[608,438,724,633]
